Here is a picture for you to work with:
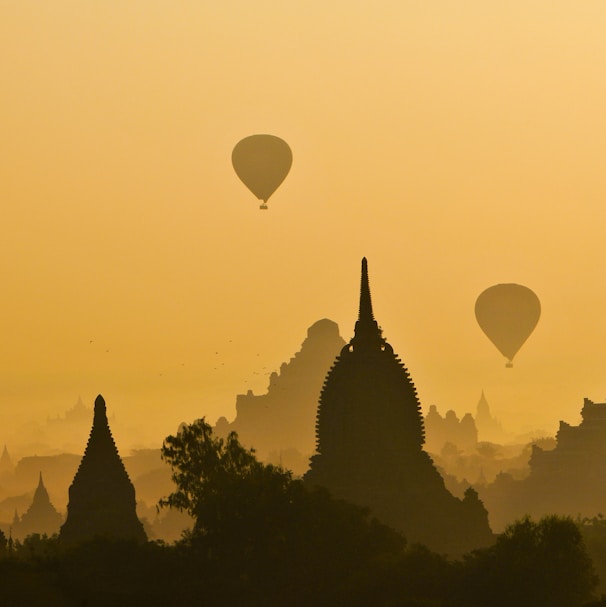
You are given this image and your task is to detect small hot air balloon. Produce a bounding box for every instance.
[475,283,541,368]
[232,134,292,209]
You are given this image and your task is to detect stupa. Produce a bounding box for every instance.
[59,395,146,544]
[12,473,62,539]
[305,258,493,554]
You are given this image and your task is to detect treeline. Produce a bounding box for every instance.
[1,516,605,607]
[1,419,605,607]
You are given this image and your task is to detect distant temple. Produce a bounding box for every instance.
[59,395,146,544]
[47,395,91,426]
[479,397,606,531]
[0,445,13,476]
[0,445,12,468]
[424,405,478,453]
[305,259,493,554]
[475,390,505,443]
[12,473,62,540]
[215,319,345,470]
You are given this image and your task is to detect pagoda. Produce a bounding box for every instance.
[0,445,13,474]
[475,390,505,443]
[59,395,146,545]
[12,473,63,540]
[305,258,493,554]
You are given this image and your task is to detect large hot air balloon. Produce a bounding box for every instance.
[475,283,541,368]
[232,134,292,209]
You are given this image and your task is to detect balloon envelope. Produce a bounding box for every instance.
[232,134,292,208]
[475,283,541,366]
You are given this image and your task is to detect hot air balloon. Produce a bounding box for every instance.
[475,283,541,368]
[232,134,292,209]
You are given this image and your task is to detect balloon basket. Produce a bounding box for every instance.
[505,361,513,368]
[259,203,268,210]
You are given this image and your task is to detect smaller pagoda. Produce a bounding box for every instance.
[12,473,63,540]
[0,445,13,474]
[59,394,146,545]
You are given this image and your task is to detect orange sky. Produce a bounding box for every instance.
[1,2,606,449]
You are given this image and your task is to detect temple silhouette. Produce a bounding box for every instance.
[0,446,12,475]
[424,405,478,454]
[305,258,493,554]
[480,397,606,531]
[59,395,146,544]
[475,390,506,443]
[214,318,345,471]
[12,473,62,540]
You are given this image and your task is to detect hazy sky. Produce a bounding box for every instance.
[2,2,606,448]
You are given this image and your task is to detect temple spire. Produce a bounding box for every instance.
[60,394,146,545]
[11,472,62,539]
[34,472,49,503]
[94,394,107,419]
[358,257,374,322]
[352,258,384,349]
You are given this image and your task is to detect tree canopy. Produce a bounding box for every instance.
[460,515,598,607]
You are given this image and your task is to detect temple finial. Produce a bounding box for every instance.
[95,394,106,414]
[93,395,108,427]
[358,257,374,322]
[352,258,384,348]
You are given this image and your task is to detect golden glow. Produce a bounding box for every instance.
[1,2,606,447]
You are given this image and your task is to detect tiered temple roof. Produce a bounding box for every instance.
[12,473,62,539]
[59,395,146,545]
[305,259,493,554]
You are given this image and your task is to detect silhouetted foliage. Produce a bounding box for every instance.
[0,515,602,607]
[0,528,6,558]
[160,418,408,605]
[160,418,293,540]
[460,515,597,607]
[13,533,60,561]
[1,432,602,607]
[581,515,606,597]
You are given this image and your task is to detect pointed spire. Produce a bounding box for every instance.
[358,257,374,322]
[33,472,51,506]
[94,394,106,418]
[0,445,12,471]
[351,258,384,350]
[91,394,112,435]
[60,394,146,544]
[477,390,489,415]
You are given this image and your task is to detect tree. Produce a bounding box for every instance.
[159,418,295,543]
[460,515,598,607]
[159,418,407,605]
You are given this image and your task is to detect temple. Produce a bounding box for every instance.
[214,318,345,471]
[305,258,493,554]
[12,473,63,540]
[0,445,13,474]
[475,390,505,443]
[480,397,606,530]
[59,395,146,545]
